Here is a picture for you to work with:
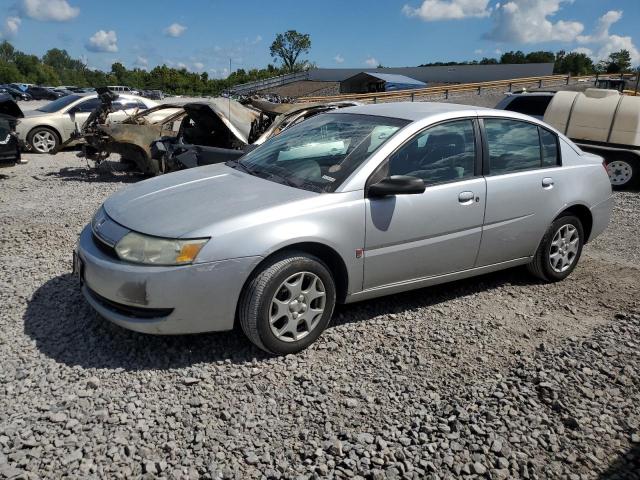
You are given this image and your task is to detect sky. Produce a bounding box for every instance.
[0,0,638,78]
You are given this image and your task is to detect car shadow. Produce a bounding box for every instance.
[599,443,640,479]
[23,273,267,371]
[331,266,541,328]
[24,267,542,371]
[44,160,145,183]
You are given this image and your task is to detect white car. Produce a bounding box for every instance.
[16,93,158,153]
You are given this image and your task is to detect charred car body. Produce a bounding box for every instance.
[0,94,23,166]
[151,99,361,173]
[76,90,359,175]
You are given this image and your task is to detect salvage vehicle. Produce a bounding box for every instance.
[0,94,23,166]
[151,99,360,173]
[75,102,612,354]
[496,88,640,189]
[16,92,158,153]
[80,102,187,174]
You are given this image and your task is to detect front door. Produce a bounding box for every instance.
[363,118,486,290]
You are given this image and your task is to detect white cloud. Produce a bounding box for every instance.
[193,61,205,70]
[134,56,148,68]
[402,0,490,21]
[86,30,118,53]
[20,0,79,22]
[177,62,188,69]
[474,48,483,54]
[1,16,21,38]
[485,0,583,43]
[576,10,639,65]
[163,23,186,38]
[365,57,378,67]
[334,54,345,64]
[250,35,262,45]
[572,47,593,57]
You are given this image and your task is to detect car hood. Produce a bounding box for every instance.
[184,99,260,145]
[103,163,316,238]
[0,94,23,118]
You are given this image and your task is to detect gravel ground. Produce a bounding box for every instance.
[1,144,640,478]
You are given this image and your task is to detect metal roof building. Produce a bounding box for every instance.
[340,72,427,94]
[309,63,555,84]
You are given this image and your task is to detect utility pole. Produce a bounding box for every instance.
[635,67,639,95]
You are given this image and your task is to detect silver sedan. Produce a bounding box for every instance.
[76,102,613,354]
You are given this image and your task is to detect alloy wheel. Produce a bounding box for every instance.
[549,224,579,273]
[32,131,57,153]
[269,271,326,342]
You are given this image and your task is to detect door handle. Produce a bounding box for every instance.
[542,177,554,189]
[458,191,474,204]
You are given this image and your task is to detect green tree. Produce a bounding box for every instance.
[0,41,16,63]
[606,49,632,73]
[553,51,594,75]
[0,60,21,83]
[269,30,311,73]
[525,51,555,63]
[500,51,527,64]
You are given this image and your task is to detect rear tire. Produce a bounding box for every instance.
[238,253,336,355]
[605,156,639,190]
[528,215,584,282]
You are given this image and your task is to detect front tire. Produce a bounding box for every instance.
[528,215,584,282]
[239,253,336,355]
[27,127,60,154]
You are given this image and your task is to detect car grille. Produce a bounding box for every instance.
[85,287,174,319]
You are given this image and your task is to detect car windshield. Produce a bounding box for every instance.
[36,94,82,113]
[229,113,409,193]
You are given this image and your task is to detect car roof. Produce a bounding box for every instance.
[335,101,488,121]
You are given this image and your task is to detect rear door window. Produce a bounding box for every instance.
[485,119,541,175]
[540,127,560,167]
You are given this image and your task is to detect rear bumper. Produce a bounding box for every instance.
[77,225,260,334]
[588,195,614,242]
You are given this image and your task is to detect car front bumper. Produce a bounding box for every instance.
[76,225,260,334]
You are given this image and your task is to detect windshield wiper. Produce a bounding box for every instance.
[226,159,257,176]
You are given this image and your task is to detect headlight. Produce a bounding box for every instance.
[115,232,209,266]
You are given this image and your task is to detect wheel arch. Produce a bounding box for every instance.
[556,203,593,242]
[241,242,350,306]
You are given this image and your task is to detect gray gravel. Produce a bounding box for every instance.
[1,151,639,479]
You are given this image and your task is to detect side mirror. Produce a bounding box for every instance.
[68,107,78,115]
[367,175,426,198]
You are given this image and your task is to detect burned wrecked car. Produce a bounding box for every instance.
[75,95,262,175]
[0,93,23,167]
[81,103,186,175]
[151,99,361,172]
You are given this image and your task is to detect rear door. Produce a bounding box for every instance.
[363,118,486,290]
[476,117,563,266]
